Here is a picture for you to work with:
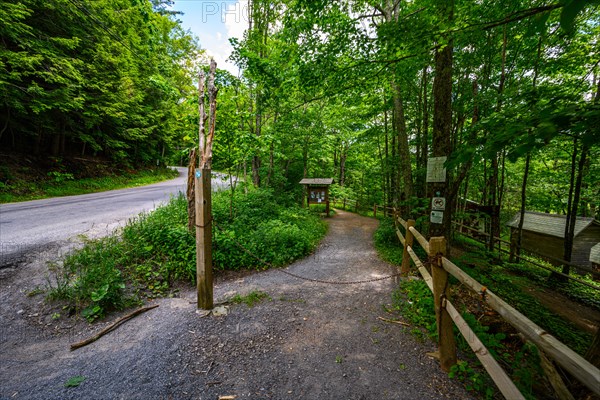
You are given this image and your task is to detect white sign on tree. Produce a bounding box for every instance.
[426,156,447,183]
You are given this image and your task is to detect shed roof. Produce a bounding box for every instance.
[506,211,597,239]
[591,243,600,264]
[299,178,334,185]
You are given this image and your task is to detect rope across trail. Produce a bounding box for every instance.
[213,215,403,285]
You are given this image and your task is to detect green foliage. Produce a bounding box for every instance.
[229,290,271,307]
[451,246,592,355]
[212,188,327,270]
[373,218,404,265]
[47,171,74,183]
[48,236,129,322]
[449,361,493,398]
[1,167,178,203]
[391,280,437,337]
[48,187,326,320]
[0,0,201,165]
[64,376,86,388]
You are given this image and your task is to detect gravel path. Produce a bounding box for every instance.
[0,210,476,400]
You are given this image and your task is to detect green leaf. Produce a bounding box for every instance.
[90,284,109,302]
[64,376,86,388]
[560,0,600,32]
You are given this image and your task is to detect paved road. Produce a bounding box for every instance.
[0,167,228,267]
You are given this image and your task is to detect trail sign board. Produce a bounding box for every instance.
[300,178,333,216]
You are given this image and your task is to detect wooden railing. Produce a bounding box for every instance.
[395,213,600,399]
[330,198,394,218]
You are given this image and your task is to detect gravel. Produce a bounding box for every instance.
[0,209,477,400]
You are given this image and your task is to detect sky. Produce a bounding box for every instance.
[171,0,249,75]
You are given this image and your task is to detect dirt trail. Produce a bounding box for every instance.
[0,210,475,400]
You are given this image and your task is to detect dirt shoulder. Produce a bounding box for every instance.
[0,210,475,399]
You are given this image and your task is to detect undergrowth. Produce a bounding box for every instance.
[229,290,271,307]
[455,234,600,310]
[48,187,327,321]
[1,166,178,203]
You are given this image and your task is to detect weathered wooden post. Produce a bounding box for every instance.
[196,168,213,309]
[400,219,415,275]
[196,59,218,310]
[429,236,457,371]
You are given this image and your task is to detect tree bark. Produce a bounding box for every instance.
[187,148,197,233]
[416,66,429,198]
[391,80,413,204]
[339,143,347,187]
[487,23,508,251]
[429,0,454,243]
[514,153,531,262]
[562,141,588,275]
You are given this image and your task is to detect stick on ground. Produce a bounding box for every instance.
[70,304,159,351]
[377,316,410,326]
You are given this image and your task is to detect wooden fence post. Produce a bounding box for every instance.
[429,236,457,372]
[401,219,415,275]
[196,168,213,309]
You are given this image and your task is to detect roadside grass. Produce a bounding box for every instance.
[47,187,327,321]
[373,218,594,400]
[0,167,178,203]
[229,290,271,307]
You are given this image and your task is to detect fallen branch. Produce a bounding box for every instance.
[70,304,159,351]
[377,316,410,326]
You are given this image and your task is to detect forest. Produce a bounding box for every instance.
[1,0,599,240]
[3,2,600,397]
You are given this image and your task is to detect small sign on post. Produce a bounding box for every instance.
[431,210,444,224]
[432,197,446,210]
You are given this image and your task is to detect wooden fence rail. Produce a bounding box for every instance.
[395,212,600,399]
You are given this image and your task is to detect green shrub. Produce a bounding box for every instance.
[48,187,327,320]
[392,279,437,336]
[374,218,404,265]
[48,237,129,322]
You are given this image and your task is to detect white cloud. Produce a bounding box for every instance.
[224,0,249,41]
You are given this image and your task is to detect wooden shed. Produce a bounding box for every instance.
[507,211,600,268]
[592,243,600,266]
[591,243,600,280]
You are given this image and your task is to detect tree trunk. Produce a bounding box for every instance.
[487,23,508,251]
[562,141,588,275]
[266,139,274,187]
[416,66,429,198]
[391,80,413,204]
[514,153,531,262]
[429,0,454,243]
[187,148,197,233]
[339,143,347,187]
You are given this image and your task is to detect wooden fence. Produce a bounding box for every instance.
[330,198,599,290]
[330,198,393,218]
[395,213,600,399]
